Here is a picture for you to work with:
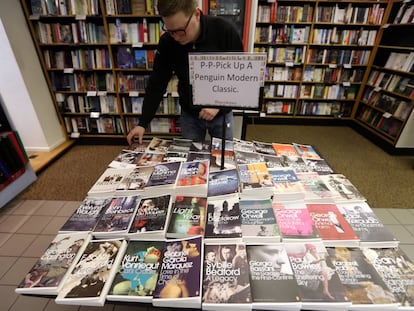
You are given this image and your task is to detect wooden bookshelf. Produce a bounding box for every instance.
[354,0,414,149]
[19,0,181,141]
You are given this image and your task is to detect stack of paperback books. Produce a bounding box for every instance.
[15,136,414,310]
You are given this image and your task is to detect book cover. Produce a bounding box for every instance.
[207,168,239,197]
[109,150,141,169]
[269,168,306,201]
[166,195,207,238]
[320,174,366,203]
[303,158,335,175]
[252,140,277,155]
[116,46,134,68]
[146,137,171,153]
[204,194,242,242]
[233,138,255,152]
[175,160,209,197]
[238,163,274,199]
[280,155,309,173]
[152,236,203,308]
[55,239,127,306]
[202,243,251,309]
[246,243,301,310]
[239,198,280,243]
[107,239,165,302]
[15,232,91,295]
[87,168,133,196]
[285,241,350,310]
[234,149,264,165]
[361,247,414,309]
[168,138,193,152]
[115,166,154,194]
[272,143,299,157]
[337,202,399,248]
[326,246,398,309]
[145,161,181,194]
[296,172,335,201]
[261,154,285,169]
[292,142,321,160]
[306,203,360,247]
[136,152,165,166]
[128,194,172,238]
[273,202,320,241]
[59,197,112,232]
[134,49,147,69]
[92,195,140,238]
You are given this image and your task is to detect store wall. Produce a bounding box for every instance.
[0,1,65,152]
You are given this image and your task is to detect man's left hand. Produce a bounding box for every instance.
[199,108,219,121]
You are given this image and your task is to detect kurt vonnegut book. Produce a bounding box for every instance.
[152,236,203,308]
[107,239,165,302]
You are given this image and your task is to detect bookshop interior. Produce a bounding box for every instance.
[1,0,414,310]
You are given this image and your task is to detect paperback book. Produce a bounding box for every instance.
[15,232,91,295]
[273,201,320,242]
[285,241,350,310]
[268,168,306,201]
[207,168,239,197]
[246,243,301,311]
[107,239,165,302]
[55,239,127,307]
[326,246,398,310]
[280,155,309,173]
[252,140,277,155]
[238,162,274,199]
[146,137,171,153]
[175,159,209,197]
[361,247,414,309]
[152,236,203,308]
[108,150,141,169]
[87,168,133,196]
[166,195,207,238]
[202,243,251,310]
[59,196,112,233]
[239,198,280,243]
[292,142,322,160]
[336,202,399,248]
[296,172,335,201]
[128,194,173,239]
[306,203,360,247]
[136,152,165,166]
[115,166,154,194]
[204,193,242,242]
[145,161,181,195]
[320,174,366,203]
[92,195,140,238]
[303,158,335,175]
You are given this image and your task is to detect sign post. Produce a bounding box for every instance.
[189,52,266,169]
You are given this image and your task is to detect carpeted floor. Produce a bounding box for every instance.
[18,125,414,208]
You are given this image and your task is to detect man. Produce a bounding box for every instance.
[126,0,243,144]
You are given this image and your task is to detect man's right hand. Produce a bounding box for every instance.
[126,125,145,145]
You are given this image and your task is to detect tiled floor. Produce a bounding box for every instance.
[0,199,414,311]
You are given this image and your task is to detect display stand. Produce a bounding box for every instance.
[189,52,266,169]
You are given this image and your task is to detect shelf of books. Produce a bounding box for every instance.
[14,136,414,309]
[354,0,414,148]
[252,0,391,122]
[20,0,182,140]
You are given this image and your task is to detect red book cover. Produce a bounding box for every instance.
[306,203,360,247]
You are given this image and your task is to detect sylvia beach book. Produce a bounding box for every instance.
[15,232,91,295]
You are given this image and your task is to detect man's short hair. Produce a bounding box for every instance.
[157,0,197,17]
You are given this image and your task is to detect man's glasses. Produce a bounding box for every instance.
[161,11,194,36]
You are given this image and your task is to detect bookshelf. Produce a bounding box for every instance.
[354,0,414,149]
[250,0,391,122]
[19,0,181,140]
